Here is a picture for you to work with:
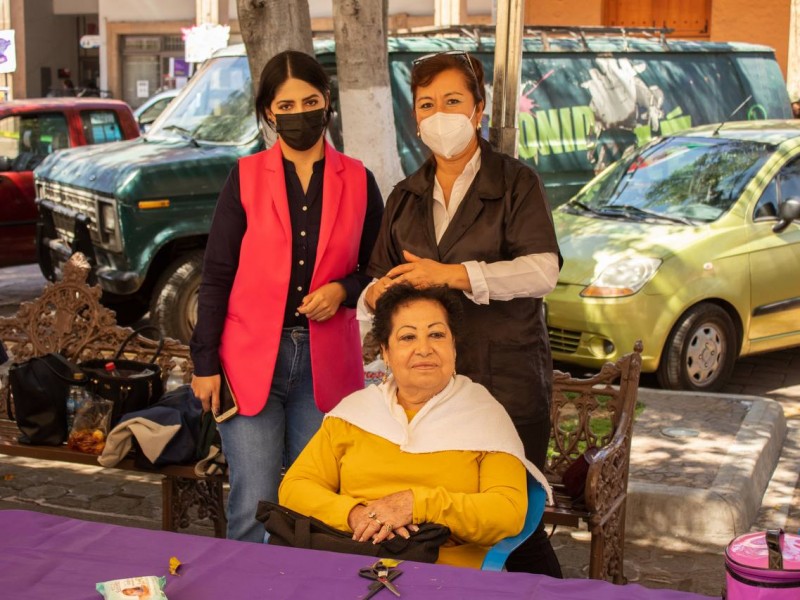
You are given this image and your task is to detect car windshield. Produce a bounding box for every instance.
[148,55,257,144]
[567,136,773,223]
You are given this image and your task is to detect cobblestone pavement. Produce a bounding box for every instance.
[2,265,799,597]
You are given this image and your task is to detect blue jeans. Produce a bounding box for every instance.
[218,327,324,542]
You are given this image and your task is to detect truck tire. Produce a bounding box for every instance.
[656,303,737,392]
[150,250,203,344]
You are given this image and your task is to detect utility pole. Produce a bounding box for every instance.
[196,0,229,25]
[489,0,524,157]
[434,0,467,26]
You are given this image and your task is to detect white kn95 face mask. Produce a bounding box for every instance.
[419,107,477,159]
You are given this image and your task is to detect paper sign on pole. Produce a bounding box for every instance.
[0,30,17,75]
[182,24,230,63]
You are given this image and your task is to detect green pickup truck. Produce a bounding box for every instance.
[34,32,792,343]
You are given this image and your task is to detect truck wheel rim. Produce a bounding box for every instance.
[685,322,724,386]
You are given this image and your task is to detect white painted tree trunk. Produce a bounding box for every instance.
[332,0,405,197]
[789,0,800,101]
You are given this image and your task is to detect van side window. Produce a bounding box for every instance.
[754,158,800,220]
[81,110,123,144]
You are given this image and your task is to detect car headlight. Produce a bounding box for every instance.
[581,257,662,298]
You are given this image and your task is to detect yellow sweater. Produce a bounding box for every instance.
[278,414,527,568]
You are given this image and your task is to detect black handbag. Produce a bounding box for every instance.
[80,326,165,423]
[7,352,81,445]
[255,501,451,564]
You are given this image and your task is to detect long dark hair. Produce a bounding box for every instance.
[254,50,333,130]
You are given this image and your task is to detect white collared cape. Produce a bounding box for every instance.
[327,374,552,504]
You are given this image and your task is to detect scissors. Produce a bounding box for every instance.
[358,560,402,598]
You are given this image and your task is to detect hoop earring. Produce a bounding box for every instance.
[382,364,392,384]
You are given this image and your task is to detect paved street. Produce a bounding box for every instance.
[1,264,799,597]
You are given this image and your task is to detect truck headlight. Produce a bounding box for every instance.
[581,257,661,298]
[100,203,116,233]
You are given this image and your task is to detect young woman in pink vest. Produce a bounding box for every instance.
[190,51,383,543]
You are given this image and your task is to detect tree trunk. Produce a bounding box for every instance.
[236,0,314,102]
[332,0,405,196]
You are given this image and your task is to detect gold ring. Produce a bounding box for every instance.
[383,523,392,531]
[367,511,376,519]
[374,518,383,526]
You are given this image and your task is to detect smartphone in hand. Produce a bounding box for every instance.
[214,367,239,423]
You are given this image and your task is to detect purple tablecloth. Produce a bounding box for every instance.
[0,510,715,599]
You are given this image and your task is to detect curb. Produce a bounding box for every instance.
[625,390,786,550]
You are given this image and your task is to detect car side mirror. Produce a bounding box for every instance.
[772,198,800,233]
[138,116,156,133]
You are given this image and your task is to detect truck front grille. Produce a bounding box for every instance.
[36,180,105,244]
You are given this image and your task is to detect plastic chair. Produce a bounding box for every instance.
[481,472,547,571]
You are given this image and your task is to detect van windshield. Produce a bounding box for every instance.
[567,136,772,223]
[148,55,257,144]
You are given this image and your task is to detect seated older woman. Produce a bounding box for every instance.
[278,284,551,568]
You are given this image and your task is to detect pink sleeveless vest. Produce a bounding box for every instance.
[218,142,367,415]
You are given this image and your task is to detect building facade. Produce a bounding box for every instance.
[0,0,794,104]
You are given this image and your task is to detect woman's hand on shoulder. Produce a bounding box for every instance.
[298,282,347,322]
[191,374,221,415]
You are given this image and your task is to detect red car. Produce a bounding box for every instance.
[0,98,139,267]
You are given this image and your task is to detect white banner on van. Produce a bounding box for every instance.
[0,30,16,74]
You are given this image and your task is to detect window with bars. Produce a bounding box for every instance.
[124,36,162,53]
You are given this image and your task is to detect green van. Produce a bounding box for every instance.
[34,31,792,342]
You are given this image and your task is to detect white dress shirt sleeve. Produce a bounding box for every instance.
[462,252,560,305]
[356,279,378,322]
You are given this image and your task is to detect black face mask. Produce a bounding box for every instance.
[274,108,327,151]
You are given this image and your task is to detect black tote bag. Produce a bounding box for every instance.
[80,326,165,423]
[256,501,451,564]
[7,352,80,445]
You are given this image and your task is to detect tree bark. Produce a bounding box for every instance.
[332,0,405,197]
[236,0,314,99]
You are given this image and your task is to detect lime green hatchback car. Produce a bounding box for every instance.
[546,120,800,391]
